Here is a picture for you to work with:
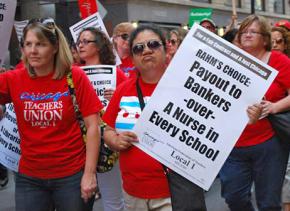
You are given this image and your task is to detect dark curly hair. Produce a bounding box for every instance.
[78,27,116,65]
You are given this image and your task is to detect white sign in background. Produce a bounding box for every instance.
[14,19,29,42]
[69,12,121,66]
[0,0,17,66]
[0,104,21,172]
[69,12,108,43]
[81,65,116,107]
[133,24,278,190]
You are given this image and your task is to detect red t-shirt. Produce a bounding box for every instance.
[116,67,127,86]
[0,66,103,178]
[102,77,170,199]
[118,56,137,79]
[236,51,290,147]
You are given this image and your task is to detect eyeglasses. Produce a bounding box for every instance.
[241,30,262,36]
[168,39,178,46]
[132,40,163,55]
[272,38,284,45]
[76,39,97,46]
[116,33,129,41]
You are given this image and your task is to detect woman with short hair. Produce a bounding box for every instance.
[220,15,290,211]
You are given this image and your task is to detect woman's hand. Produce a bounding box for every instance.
[261,100,278,116]
[247,103,262,124]
[113,131,138,151]
[0,67,7,74]
[104,88,115,101]
[80,172,97,203]
[81,114,100,203]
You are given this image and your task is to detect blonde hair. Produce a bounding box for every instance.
[113,22,134,37]
[22,22,73,79]
[170,27,188,46]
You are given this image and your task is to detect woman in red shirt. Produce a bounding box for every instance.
[77,27,126,211]
[220,15,290,211]
[0,18,103,211]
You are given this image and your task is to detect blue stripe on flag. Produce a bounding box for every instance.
[120,102,140,107]
[116,123,135,130]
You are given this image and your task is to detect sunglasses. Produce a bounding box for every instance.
[28,17,55,30]
[169,39,178,46]
[132,40,163,55]
[117,33,129,41]
[21,17,56,47]
[271,38,284,45]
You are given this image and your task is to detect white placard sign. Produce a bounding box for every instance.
[0,104,21,172]
[0,0,16,65]
[69,12,121,65]
[69,12,108,43]
[133,24,278,190]
[14,19,29,42]
[81,65,116,107]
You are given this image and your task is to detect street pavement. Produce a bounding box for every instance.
[0,171,246,211]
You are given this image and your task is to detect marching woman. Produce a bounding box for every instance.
[77,27,126,211]
[0,18,103,211]
[220,15,290,211]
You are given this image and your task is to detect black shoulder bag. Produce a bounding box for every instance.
[268,111,290,144]
[67,71,118,173]
[135,77,207,211]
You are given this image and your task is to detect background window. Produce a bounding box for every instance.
[255,0,265,11]
[224,0,242,8]
[273,0,284,14]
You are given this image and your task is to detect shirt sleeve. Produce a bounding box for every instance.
[72,66,104,117]
[270,51,290,90]
[116,67,127,87]
[0,71,13,104]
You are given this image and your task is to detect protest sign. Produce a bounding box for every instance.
[14,20,29,42]
[69,12,108,43]
[0,0,16,66]
[81,65,116,107]
[0,104,21,172]
[133,24,278,190]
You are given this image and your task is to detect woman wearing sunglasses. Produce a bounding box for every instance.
[271,26,290,57]
[219,15,290,211]
[167,28,187,63]
[113,22,136,79]
[103,25,172,211]
[271,26,290,211]
[77,27,126,211]
[0,19,103,211]
[102,24,215,211]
